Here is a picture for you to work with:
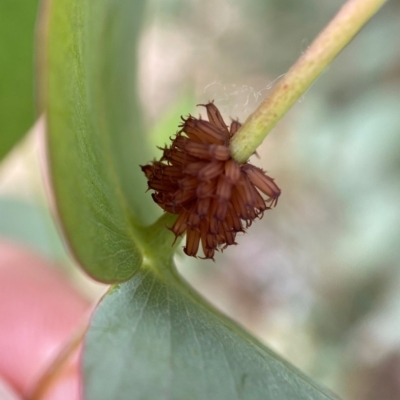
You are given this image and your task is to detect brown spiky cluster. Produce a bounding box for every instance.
[141,102,280,260]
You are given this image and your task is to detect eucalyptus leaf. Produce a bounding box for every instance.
[41,0,158,282]
[0,0,39,160]
[84,257,340,400]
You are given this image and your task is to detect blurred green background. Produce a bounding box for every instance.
[1,0,400,399]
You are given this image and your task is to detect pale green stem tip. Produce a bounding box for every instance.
[230,0,388,164]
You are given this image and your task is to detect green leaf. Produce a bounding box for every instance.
[40,0,160,282]
[84,256,340,400]
[0,0,39,161]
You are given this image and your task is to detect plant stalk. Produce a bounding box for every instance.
[27,323,87,400]
[229,0,388,164]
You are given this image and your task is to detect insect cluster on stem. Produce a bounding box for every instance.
[141,102,280,260]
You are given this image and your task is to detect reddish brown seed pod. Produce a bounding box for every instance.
[141,101,280,260]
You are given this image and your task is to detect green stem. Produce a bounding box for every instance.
[230,0,388,164]
[141,212,180,268]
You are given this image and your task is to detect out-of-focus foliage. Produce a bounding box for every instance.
[0,197,66,260]
[0,0,39,160]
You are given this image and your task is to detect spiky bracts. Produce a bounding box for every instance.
[141,102,280,260]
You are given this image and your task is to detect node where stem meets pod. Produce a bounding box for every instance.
[141,102,281,260]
